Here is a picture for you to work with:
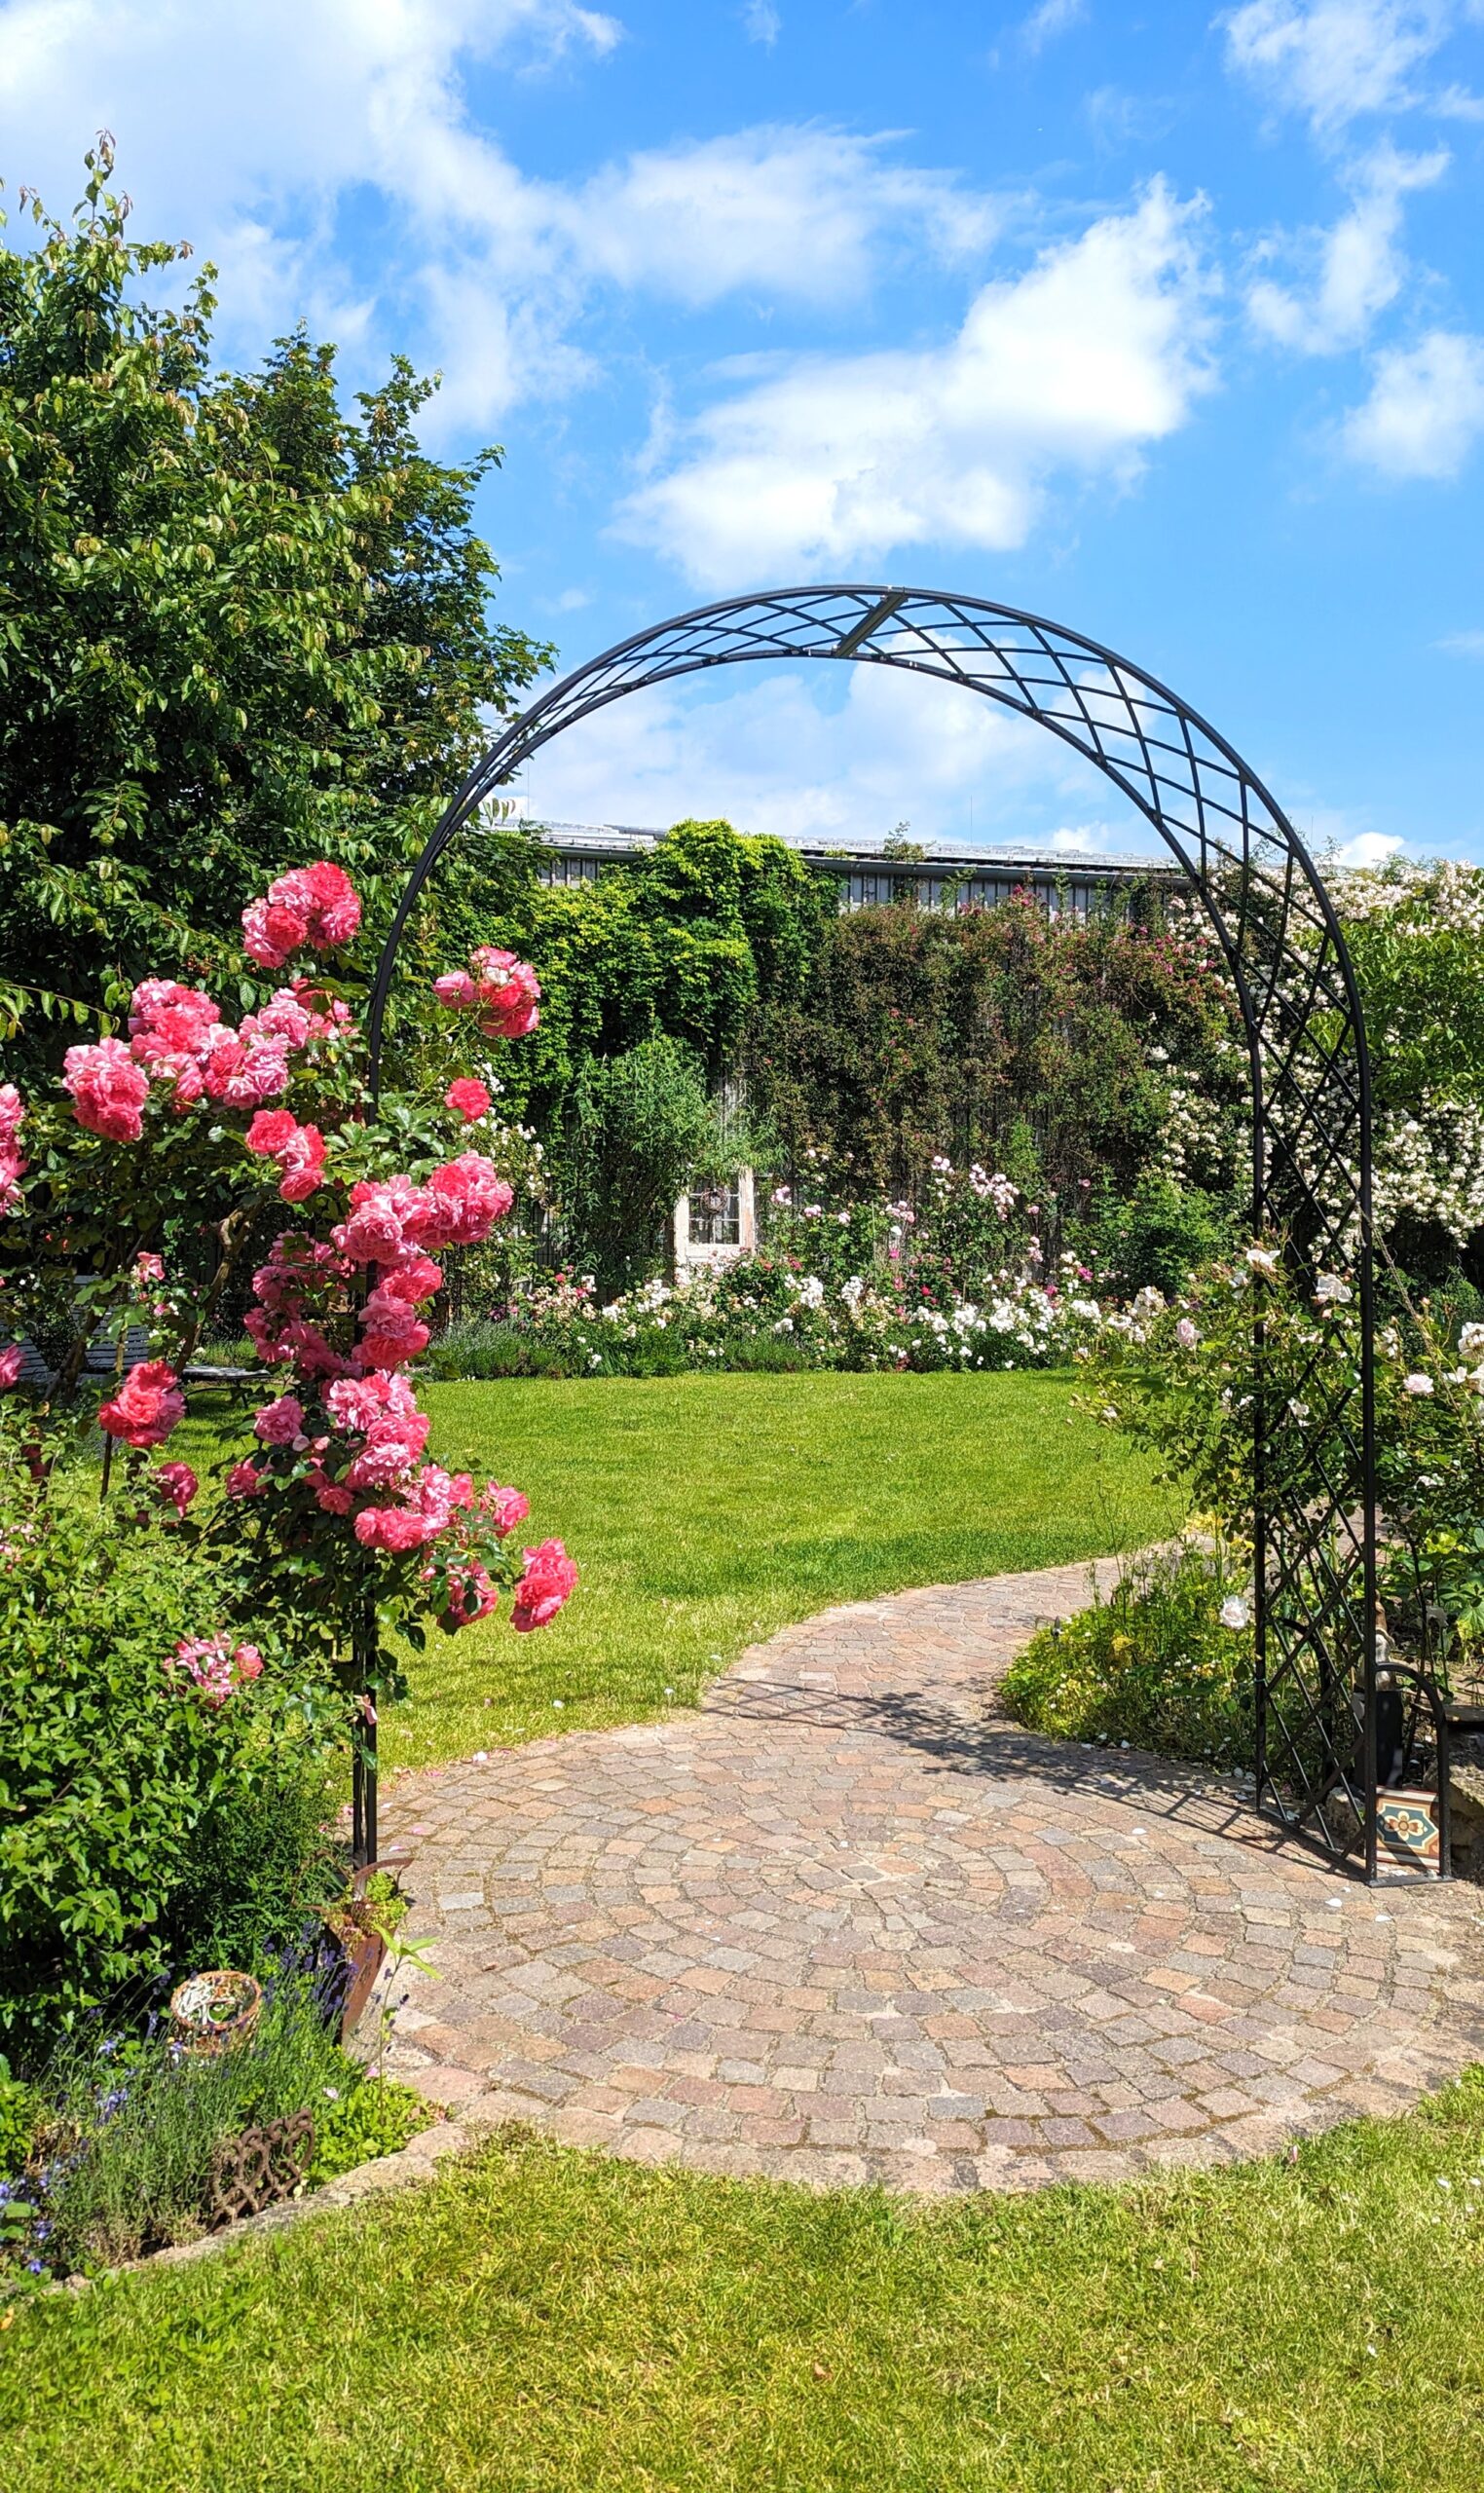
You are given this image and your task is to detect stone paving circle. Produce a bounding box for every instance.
[380,1559,1484,2194]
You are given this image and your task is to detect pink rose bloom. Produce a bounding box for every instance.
[169,1634,236,1706]
[0,1344,24,1390]
[352,1503,426,1553]
[511,1539,578,1632]
[1176,1317,1199,1350]
[373,1247,442,1307]
[0,1084,23,1148]
[244,1108,299,1159]
[309,1470,355,1514]
[98,1358,184,1448]
[254,988,315,1049]
[253,1394,307,1445]
[334,1177,420,1265]
[277,1319,349,1378]
[226,1458,268,1498]
[442,1560,500,1629]
[276,1128,325,1206]
[242,1308,291,1364]
[155,1460,199,1517]
[432,970,479,1012]
[346,1408,432,1488]
[241,864,361,968]
[134,1250,167,1284]
[203,1026,290,1107]
[0,1145,25,1214]
[245,1109,326,1203]
[64,1038,150,1142]
[358,1288,430,1371]
[129,982,220,1046]
[445,1076,491,1123]
[481,1481,530,1539]
[469,948,541,1040]
[233,1643,264,1684]
[327,1369,418,1433]
[412,1153,512,1249]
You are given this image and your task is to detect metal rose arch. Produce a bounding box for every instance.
[368,583,1418,1883]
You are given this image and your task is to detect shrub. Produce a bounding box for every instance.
[0,1443,343,2061]
[307,2074,431,2186]
[1001,1542,1254,1768]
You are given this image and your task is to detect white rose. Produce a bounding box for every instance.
[1220,1595,1250,1631]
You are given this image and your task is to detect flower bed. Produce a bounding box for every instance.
[0,1960,431,2282]
[427,1165,1157,1380]
[1001,1542,1255,1769]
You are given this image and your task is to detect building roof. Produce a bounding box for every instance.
[528,819,1169,876]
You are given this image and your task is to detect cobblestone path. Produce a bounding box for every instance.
[380,1561,1484,2193]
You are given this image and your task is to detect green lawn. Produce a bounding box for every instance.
[371,1370,1173,1771]
[7,2085,1484,2491]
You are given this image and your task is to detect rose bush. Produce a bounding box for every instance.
[0,882,578,2036]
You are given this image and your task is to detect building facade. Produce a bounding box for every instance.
[532,820,1173,920]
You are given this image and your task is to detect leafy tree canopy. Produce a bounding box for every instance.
[0,141,549,1059]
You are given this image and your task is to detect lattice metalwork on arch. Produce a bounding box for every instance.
[369,583,1416,1881]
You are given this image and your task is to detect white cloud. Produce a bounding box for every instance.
[1221,1,1461,133]
[0,4,1001,426]
[1246,141,1447,351]
[615,183,1214,587]
[1333,830,1408,863]
[1438,627,1484,652]
[1344,327,1484,474]
[742,1,781,44]
[559,130,1001,311]
[517,659,1140,849]
[1020,0,1089,51]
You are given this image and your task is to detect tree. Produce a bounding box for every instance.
[0,141,549,1061]
[553,1038,733,1299]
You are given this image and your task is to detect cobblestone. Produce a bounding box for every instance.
[380,1560,1484,2193]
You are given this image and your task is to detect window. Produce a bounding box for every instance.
[688,1180,741,1246]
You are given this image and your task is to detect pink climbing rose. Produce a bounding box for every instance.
[434,945,540,1040]
[97,1359,184,1448]
[244,1108,327,1202]
[155,1461,199,1517]
[253,1394,307,1446]
[445,1076,491,1123]
[63,1038,151,1142]
[511,1539,578,1633]
[0,1345,23,1390]
[241,862,362,970]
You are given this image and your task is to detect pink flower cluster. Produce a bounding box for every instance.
[242,863,361,971]
[512,1539,578,1632]
[167,1634,264,1707]
[0,1084,25,1212]
[245,1108,326,1203]
[98,1358,185,1449]
[433,946,540,1040]
[154,1460,199,1517]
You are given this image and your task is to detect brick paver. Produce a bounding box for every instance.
[379,1561,1484,2193]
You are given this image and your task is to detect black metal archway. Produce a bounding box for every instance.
[368,584,1406,1881]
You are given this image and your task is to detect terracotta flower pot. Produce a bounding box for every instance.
[318,1859,401,2039]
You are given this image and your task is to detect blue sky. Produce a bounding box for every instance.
[2,1,1482,861]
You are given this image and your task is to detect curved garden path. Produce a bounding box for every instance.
[380,1561,1484,2194]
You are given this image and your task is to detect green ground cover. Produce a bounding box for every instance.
[365,1370,1171,1769]
[7,2084,1484,2491]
